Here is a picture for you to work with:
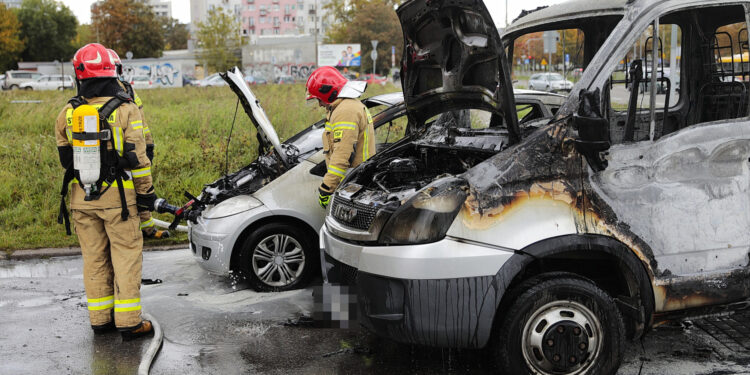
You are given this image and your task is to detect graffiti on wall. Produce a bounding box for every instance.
[246,63,317,81]
[122,62,182,87]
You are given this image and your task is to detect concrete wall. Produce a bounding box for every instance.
[242,35,317,80]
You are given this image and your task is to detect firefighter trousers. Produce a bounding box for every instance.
[72,205,144,328]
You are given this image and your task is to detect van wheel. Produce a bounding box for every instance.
[236,223,318,292]
[10,84,18,90]
[491,273,625,375]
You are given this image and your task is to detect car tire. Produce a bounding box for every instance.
[24,87,32,91]
[491,273,625,375]
[235,222,319,292]
[10,84,19,90]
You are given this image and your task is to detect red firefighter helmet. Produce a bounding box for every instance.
[72,43,118,80]
[305,66,348,105]
[107,49,123,76]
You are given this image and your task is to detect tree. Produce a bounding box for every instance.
[196,8,242,73]
[91,0,164,58]
[0,4,24,71]
[324,0,403,75]
[16,0,77,62]
[73,24,96,50]
[162,17,190,50]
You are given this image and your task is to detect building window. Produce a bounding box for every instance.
[260,16,266,23]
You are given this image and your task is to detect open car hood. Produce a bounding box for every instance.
[397,0,519,141]
[221,68,287,166]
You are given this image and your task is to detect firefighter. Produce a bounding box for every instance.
[107,49,169,240]
[305,66,376,208]
[55,43,155,340]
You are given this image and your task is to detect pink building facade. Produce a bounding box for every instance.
[241,0,301,36]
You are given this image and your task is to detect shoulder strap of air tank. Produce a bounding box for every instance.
[98,93,130,126]
[122,81,135,100]
[104,92,131,222]
[67,96,87,109]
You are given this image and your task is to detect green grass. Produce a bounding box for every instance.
[0,82,400,251]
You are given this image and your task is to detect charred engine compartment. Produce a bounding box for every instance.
[369,148,486,195]
[200,154,286,205]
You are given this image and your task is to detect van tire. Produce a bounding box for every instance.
[491,273,625,375]
[235,222,318,292]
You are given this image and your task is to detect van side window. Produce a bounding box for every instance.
[606,5,749,145]
[608,23,682,144]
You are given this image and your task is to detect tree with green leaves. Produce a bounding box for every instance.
[196,8,242,73]
[324,0,402,75]
[0,3,24,71]
[162,17,190,50]
[73,24,96,50]
[91,0,164,58]
[16,0,77,62]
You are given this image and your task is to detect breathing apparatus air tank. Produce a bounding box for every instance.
[72,104,101,199]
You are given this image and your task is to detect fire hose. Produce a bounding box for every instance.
[137,312,163,375]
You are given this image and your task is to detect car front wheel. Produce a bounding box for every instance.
[491,273,625,375]
[236,223,318,292]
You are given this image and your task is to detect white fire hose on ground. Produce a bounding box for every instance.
[138,312,163,375]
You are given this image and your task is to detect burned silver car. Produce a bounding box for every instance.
[321,0,750,374]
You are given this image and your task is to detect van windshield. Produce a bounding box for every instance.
[504,15,623,92]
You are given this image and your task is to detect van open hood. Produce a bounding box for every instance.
[221,68,288,166]
[397,0,519,142]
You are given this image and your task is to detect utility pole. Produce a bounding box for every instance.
[314,0,319,67]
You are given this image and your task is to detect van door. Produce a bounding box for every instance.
[590,4,750,312]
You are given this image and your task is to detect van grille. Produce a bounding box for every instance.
[331,195,378,230]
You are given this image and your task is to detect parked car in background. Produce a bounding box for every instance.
[19,74,74,91]
[244,74,268,85]
[129,76,154,90]
[195,73,228,87]
[183,75,196,86]
[275,75,295,84]
[0,75,5,90]
[528,72,574,92]
[2,70,43,90]
[359,73,388,85]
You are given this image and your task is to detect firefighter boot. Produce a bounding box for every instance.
[91,311,116,334]
[120,320,154,341]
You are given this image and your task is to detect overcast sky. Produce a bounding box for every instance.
[61,0,564,27]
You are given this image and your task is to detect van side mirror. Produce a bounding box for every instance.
[573,88,610,172]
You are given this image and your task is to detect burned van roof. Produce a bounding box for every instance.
[505,0,628,35]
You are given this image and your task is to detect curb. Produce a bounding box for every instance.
[1,244,187,261]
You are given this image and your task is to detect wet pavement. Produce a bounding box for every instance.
[1,249,749,374]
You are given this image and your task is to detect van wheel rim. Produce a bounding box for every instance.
[521,300,602,375]
[251,234,305,287]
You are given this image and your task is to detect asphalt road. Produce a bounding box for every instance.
[1,249,749,374]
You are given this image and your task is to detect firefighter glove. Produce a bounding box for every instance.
[318,186,332,209]
[137,193,157,212]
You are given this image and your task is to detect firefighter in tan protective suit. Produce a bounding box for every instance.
[55,43,155,340]
[305,66,376,207]
[108,49,169,239]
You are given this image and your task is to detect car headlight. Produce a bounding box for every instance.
[202,195,263,219]
[378,177,468,245]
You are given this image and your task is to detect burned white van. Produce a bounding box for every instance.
[320,0,750,373]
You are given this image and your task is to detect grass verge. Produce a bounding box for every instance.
[0,82,400,251]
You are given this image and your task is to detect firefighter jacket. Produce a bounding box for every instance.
[55,97,153,210]
[321,98,376,193]
[118,81,154,150]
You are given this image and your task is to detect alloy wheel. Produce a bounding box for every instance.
[251,234,305,287]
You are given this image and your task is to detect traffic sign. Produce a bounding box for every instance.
[541,58,548,66]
